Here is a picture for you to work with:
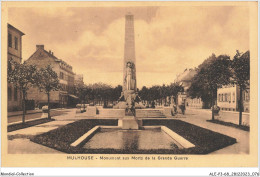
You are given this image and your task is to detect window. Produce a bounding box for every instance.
[246,91,250,101]
[244,91,250,101]
[228,93,231,102]
[8,87,12,101]
[8,33,12,47]
[14,37,18,50]
[14,87,18,101]
[218,94,221,102]
[224,93,227,102]
[233,92,235,102]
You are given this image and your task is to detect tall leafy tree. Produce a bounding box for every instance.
[139,86,149,102]
[232,50,250,125]
[35,65,60,119]
[74,83,87,104]
[8,59,37,123]
[188,69,212,108]
[169,82,184,104]
[161,84,170,105]
[188,54,232,120]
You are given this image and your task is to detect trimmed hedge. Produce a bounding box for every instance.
[207,119,249,131]
[8,118,54,132]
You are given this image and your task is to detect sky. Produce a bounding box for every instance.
[8,5,250,88]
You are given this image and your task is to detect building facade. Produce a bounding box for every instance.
[217,85,250,112]
[8,24,25,111]
[25,45,78,108]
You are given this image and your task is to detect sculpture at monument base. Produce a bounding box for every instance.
[124,61,136,91]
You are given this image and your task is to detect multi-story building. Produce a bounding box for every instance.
[217,85,250,112]
[8,24,25,111]
[25,45,78,108]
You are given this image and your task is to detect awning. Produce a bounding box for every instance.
[69,94,79,99]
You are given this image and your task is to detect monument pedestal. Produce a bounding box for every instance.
[122,116,139,130]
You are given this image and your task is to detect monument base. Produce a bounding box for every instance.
[122,116,139,130]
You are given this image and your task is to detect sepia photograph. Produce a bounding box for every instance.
[1,1,258,170]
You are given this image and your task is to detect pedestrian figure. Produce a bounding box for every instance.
[180,100,186,115]
[172,103,177,115]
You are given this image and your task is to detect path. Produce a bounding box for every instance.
[7,108,78,154]
[182,108,249,154]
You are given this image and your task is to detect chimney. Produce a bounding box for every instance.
[36,45,44,51]
[52,52,54,55]
[49,50,51,54]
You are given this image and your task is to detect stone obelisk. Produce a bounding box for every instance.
[123,13,137,103]
[119,13,141,129]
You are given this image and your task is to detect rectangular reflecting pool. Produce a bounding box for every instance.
[83,128,179,150]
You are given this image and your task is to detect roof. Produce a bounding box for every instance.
[8,24,25,36]
[27,47,72,69]
[175,68,197,83]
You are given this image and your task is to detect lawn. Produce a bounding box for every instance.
[30,119,236,154]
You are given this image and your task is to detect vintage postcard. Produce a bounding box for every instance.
[1,1,258,169]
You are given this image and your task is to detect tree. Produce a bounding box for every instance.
[139,86,149,103]
[35,65,60,119]
[232,50,250,126]
[112,85,122,102]
[188,54,232,120]
[8,59,37,123]
[86,82,114,105]
[169,82,184,104]
[188,70,212,108]
[161,84,170,105]
[74,83,87,104]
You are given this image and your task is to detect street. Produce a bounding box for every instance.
[8,109,70,124]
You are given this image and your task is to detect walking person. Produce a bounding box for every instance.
[180,100,186,115]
